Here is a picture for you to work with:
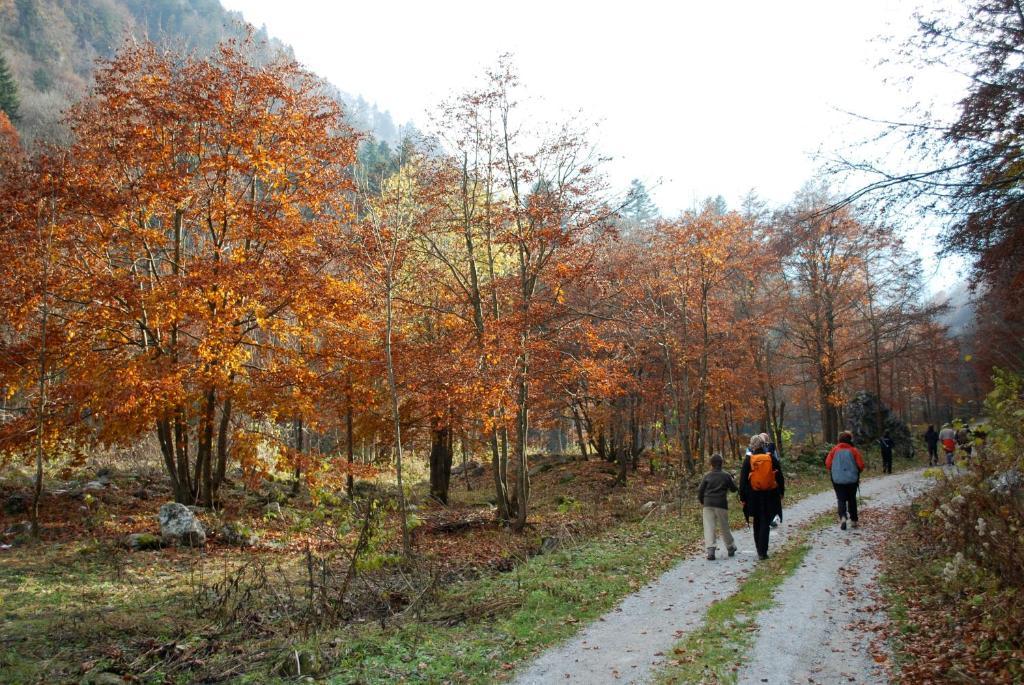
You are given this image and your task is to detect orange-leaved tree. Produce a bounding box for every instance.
[52,40,357,505]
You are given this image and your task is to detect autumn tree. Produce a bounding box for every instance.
[0,114,69,537]
[775,189,890,442]
[40,40,358,505]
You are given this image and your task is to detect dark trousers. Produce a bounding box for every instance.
[927,445,938,465]
[751,514,771,557]
[882,454,893,474]
[833,482,859,521]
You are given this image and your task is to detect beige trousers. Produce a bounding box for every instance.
[702,506,735,549]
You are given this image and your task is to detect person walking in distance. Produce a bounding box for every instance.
[739,435,784,560]
[939,423,957,467]
[924,424,939,466]
[698,453,738,560]
[826,431,865,530]
[879,431,895,474]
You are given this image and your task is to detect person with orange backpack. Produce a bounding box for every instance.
[738,434,785,560]
[938,423,957,466]
[825,431,866,530]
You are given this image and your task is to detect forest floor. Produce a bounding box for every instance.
[0,450,918,684]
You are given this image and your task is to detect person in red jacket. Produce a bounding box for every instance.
[825,431,866,530]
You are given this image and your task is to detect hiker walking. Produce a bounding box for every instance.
[739,435,784,560]
[938,423,957,466]
[879,431,895,474]
[924,425,939,466]
[760,432,782,528]
[956,423,973,463]
[698,453,738,560]
[826,431,865,530]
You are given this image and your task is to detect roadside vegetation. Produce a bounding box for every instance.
[880,370,1024,684]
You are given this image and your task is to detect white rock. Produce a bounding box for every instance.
[158,502,206,547]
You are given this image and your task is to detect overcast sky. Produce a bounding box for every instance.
[220,0,966,290]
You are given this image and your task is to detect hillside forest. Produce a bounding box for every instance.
[0,0,1022,683]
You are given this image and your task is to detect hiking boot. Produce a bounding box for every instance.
[850,519,859,529]
[758,553,769,561]
[840,517,848,531]
[770,515,780,529]
[727,545,737,557]
[706,547,716,561]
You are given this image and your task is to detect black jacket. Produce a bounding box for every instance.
[698,469,738,509]
[738,451,785,520]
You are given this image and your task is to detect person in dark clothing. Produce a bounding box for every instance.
[956,424,973,463]
[924,425,939,466]
[879,431,895,474]
[738,435,784,560]
[698,453,738,560]
[826,431,866,530]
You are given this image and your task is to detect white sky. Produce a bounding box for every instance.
[221,0,967,291]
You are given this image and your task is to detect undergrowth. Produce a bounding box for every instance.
[879,369,1024,684]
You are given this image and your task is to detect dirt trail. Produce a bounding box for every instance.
[736,487,915,685]
[512,469,925,685]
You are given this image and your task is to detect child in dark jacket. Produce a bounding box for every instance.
[698,453,738,560]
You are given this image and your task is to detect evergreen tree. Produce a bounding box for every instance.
[0,48,20,122]
[624,179,659,224]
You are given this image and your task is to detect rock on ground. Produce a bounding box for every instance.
[158,502,206,547]
[124,533,162,551]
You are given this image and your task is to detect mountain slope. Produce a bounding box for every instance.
[0,0,401,144]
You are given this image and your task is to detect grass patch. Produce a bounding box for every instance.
[653,511,834,685]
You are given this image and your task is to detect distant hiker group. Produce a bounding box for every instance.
[926,422,981,467]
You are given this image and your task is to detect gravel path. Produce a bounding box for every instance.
[512,469,925,685]
[736,477,923,685]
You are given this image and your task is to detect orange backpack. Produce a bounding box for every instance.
[749,452,777,491]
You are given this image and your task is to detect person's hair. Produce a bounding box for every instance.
[710,453,723,469]
[759,432,770,442]
[749,434,765,452]
[883,431,891,438]
[838,431,854,444]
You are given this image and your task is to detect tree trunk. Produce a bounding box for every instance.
[512,368,530,532]
[346,389,354,499]
[291,416,303,497]
[429,425,454,504]
[384,286,411,556]
[31,253,49,539]
[214,396,232,490]
[460,432,472,492]
[570,402,588,460]
[490,426,512,524]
